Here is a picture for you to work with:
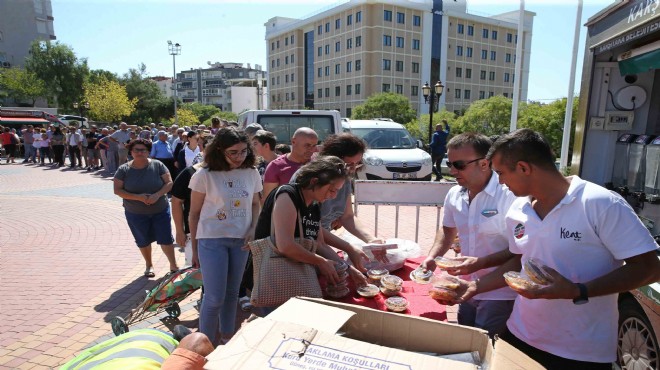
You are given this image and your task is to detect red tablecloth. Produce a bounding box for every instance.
[322,256,447,321]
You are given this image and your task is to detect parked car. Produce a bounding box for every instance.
[616,245,660,370]
[58,115,89,128]
[344,119,432,181]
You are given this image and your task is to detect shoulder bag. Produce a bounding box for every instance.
[249,188,322,307]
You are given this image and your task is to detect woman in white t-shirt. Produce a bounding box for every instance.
[188,127,262,347]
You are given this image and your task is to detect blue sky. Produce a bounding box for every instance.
[52,0,612,102]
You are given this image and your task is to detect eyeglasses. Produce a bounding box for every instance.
[132,148,149,153]
[225,149,250,158]
[344,161,363,170]
[446,157,484,171]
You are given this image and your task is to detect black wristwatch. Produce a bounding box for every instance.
[572,283,589,305]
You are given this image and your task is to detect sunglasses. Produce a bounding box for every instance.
[446,157,484,171]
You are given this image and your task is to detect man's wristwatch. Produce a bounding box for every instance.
[572,283,589,305]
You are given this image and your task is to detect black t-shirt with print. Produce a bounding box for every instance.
[254,184,320,241]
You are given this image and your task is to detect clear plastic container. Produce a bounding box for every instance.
[326,285,350,299]
[430,273,461,290]
[385,296,408,312]
[356,284,379,298]
[410,267,433,284]
[433,256,463,269]
[367,268,389,286]
[379,285,402,297]
[380,275,403,290]
[524,258,552,285]
[429,286,458,301]
[503,271,542,290]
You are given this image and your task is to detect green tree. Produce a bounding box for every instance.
[201,110,238,126]
[173,108,199,128]
[89,69,119,85]
[452,96,512,136]
[84,77,137,122]
[405,109,456,144]
[181,102,222,123]
[0,67,47,106]
[25,40,89,109]
[351,92,417,125]
[518,97,578,159]
[121,63,170,124]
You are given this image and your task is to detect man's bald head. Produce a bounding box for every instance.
[290,127,319,164]
[292,127,318,140]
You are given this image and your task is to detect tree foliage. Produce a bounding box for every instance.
[351,92,417,125]
[84,77,137,122]
[173,108,199,128]
[181,102,222,123]
[89,69,118,85]
[0,67,46,106]
[201,110,238,126]
[121,63,170,124]
[452,95,513,137]
[25,40,89,109]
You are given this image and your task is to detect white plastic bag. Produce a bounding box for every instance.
[338,231,421,272]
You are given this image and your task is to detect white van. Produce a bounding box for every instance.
[237,110,342,145]
[344,119,433,181]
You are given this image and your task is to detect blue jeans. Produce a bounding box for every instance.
[23,143,36,162]
[458,299,514,337]
[198,237,248,345]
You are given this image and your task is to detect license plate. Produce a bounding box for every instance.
[393,172,417,179]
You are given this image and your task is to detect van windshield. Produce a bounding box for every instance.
[351,128,416,149]
[256,115,335,145]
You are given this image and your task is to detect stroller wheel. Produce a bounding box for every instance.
[165,302,181,318]
[111,316,129,336]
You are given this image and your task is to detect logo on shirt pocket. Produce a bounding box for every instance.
[513,223,525,239]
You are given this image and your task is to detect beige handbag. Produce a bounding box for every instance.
[249,190,323,307]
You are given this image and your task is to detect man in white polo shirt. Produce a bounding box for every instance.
[422,133,518,337]
[456,129,660,369]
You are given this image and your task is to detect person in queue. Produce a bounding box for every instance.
[261,127,318,202]
[151,130,177,178]
[1,126,18,164]
[420,133,517,337]
[109,122,131,165]
[188,127,262,346]
[113,138,179,277]
[449,129,660,369]
[177,130,202,170]
[251,129,278,180]
[253,156,365,313]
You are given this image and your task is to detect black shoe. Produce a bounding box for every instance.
[172,325,193,341]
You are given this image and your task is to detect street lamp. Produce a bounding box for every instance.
[167,40,181,125]
[73,101,90,126]
[422,81,445,144]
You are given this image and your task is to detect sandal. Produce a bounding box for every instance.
[239,296,252,312]
[144,267,155,277]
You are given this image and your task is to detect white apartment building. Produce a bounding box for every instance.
[265,0,534,117]
[150,76,174,99]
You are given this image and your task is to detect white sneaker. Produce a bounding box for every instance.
[239,296,252,312]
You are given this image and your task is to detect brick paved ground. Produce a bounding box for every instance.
[0,161,456,369]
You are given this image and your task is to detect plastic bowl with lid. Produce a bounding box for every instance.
[503,271,543,290]
[433,256,463,269]
[385,296,408,312]
[379,285,402,297]
[326,285,350,299]
[429,286,458,301]
[356,284,379,298]
[410,267,433,284]
[524,258,552,285]
[429,273,461,290]
[380,275,404,290]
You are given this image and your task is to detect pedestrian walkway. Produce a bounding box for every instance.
[0,163,455,369]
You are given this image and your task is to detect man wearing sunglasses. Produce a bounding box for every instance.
[421,133,518,337]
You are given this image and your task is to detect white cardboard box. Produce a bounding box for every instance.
[205,297,543,370]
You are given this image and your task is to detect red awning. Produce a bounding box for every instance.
[0,117,50,125]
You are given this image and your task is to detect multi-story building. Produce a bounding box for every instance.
[0,0,56,69]
[150,76,175,99]
[175,62,268,113]
[265,0,534,117]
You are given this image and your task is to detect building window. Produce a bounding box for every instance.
[412,62,419,73]
[277,59,280,67]
[318,46,322,56]
[396,37,404,48]
[285,38,288,46]
[356,59,361,71]
[285,93,289,101]
[317,68,322,77]
[272,94,276,102]
[456,46,463,56]
[325,66,330,76]
[355,84,361,94]
[506,53,511,63]
[397,12,405,24]
[347,38,352,49]
[514,54,517,63]
[396,60,403,72]
[346,61,352,72]
[396,84,403,94]
[356,36,362,47]
[456,67,462,77]
[383,35,392,46]
[413,39,420,50]
[382,83,391,92]
[479,91,485,99]
[318,25,322,35]
[336,41,340,52]
[277,40,280,48]
[291,54,294,63]
[467,47,473,57]
[490,51,496,61]
[503,92,509,98]
[492,30,498,40]
[276,76,280,84]
[336,19,340,29]
[467,25,474,36]
[489,91,494,97]
[323,88,329,97]
[411,85,419,96]
[507,33,512,42]
[285,56,289,64]
[515,34,518,43]
[285,75,289,83]
[347,14,353,25]
[413,15,421,26]
[481,50,487,59]
[489,71,495,81]
[464,90,471,99]
[455,89,461,98]
[271,60,275,68]
[356,11,362,22]
[325,45,330,54]
[466,68,472,78]
[291,35,294,43]
[346,107,352,117]
[384,10,392,21]
[335,86,340,96]
[482,28,489,38]
[347,85,352,95]
[271,77,275,85]
[271,42,275,50]
[335,64,340,74]
[480,70,486,80]
[291,73,294,82]
[291,92,295,100]
[382,59,391,70]
[504,72,510,82]
[325,22,330,32]
[457,24,464,34]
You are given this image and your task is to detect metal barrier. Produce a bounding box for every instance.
[353,180,455,243]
